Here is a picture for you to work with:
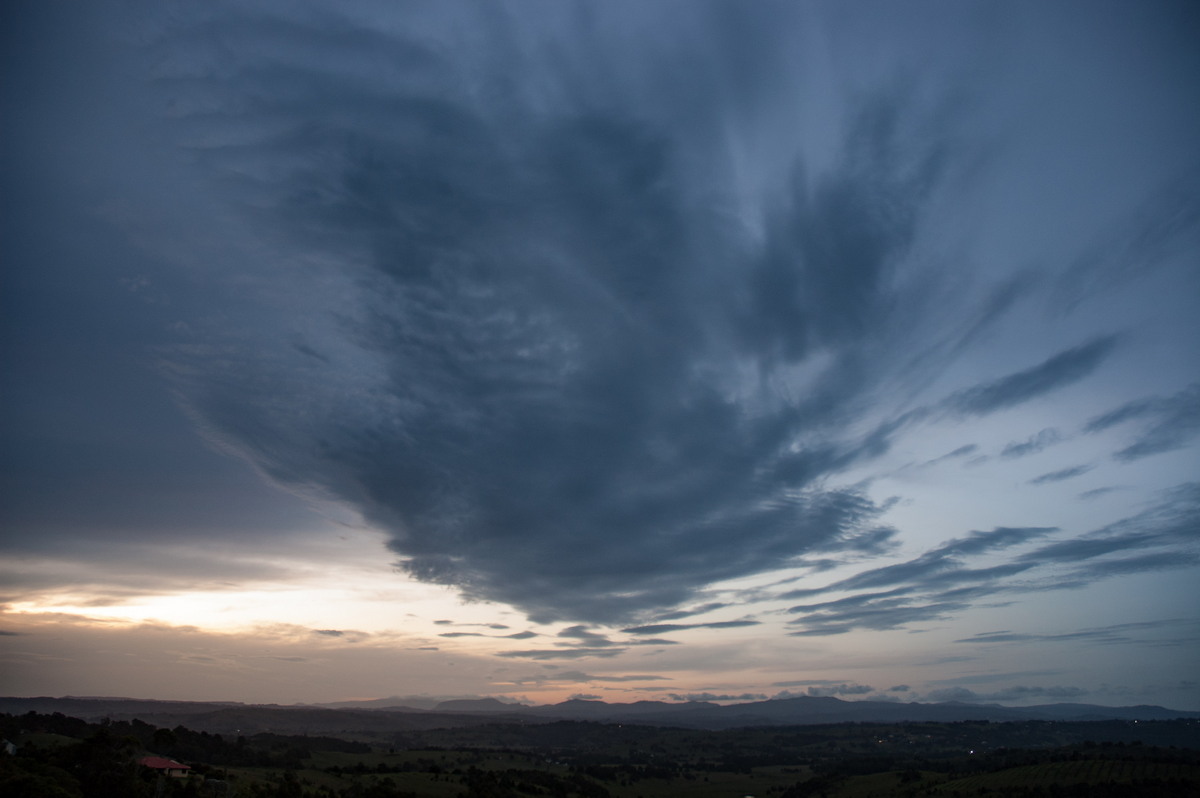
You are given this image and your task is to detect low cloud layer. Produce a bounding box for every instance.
[665,692,768,703]
[927,685,1088,703]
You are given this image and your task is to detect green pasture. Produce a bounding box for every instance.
[931,758,1200,794]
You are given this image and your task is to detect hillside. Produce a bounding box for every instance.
[3,695,1196,736]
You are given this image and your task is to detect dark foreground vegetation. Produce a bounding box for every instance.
[2,710,1197,797]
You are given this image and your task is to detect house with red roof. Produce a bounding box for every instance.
[138,755,191,778]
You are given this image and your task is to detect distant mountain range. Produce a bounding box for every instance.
[2,694,1196,735]
[419,695,1200,729]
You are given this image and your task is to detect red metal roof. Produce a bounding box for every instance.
[138,756,190,770]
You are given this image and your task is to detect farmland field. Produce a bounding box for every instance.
[3,711,1198,797]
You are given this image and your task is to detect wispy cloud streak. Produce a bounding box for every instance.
[942,337,1119,417]
[785,485,1200,636]
[1085,384,1200,461]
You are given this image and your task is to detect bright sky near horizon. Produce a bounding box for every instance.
[2,0,1198,709]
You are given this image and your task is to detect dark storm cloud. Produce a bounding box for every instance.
[1083,384,1200,462]
[13,0,1189,643]
[1029,465,1093,485]
[942,337,1119,417]
[142,1,1001,625]
[0,0,334,568]
[735,87,950,362]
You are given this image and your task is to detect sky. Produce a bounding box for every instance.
[2,0,1198,710]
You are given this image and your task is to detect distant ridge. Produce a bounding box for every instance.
[434,697,521,712]
[2,694,1196,734]
[2,696,246,716]
[315,695,440,711]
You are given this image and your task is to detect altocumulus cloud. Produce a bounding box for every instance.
[666,693,767,703]
[772,684,875,697]
[107,1,1184,628]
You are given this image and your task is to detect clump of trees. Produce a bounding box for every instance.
[0,712,362,798]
